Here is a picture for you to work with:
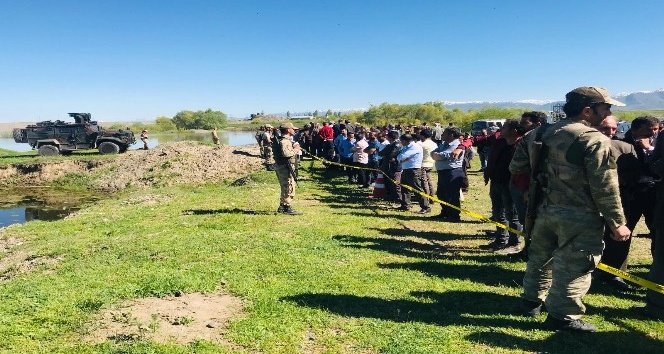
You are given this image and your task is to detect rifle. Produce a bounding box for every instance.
[523,126,549,257]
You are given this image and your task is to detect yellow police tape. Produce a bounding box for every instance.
[302,150,664,294]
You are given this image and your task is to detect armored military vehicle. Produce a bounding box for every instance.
[13,113,136,156]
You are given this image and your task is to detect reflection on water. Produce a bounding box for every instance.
[0,130,257,153]
[146,131,257,149]
[0,192,99,228]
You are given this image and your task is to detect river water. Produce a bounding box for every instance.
[0,130,258,228]
[0,192,100,228]
[0,130,257,152]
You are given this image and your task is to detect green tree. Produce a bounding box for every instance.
[155,116,176,131]
[325,109,332,117]
[313,110,319,118]
[172,109,227,130]
[286,111,291,118]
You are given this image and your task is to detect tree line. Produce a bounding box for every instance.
[338,102,530,131]
[109,109,227,133]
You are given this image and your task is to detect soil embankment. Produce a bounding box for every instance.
[0,142,263,192]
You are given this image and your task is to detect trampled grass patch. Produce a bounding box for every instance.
[0,159,661,353]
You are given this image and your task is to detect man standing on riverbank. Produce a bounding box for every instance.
[211,128,220,146]
[140,129,149,150]
[273,123,302,215]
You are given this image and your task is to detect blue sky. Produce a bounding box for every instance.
[1,0,663,122]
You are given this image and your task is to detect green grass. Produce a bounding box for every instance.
[0,147,21,156]
[0,161,661,353]
[0,149,118,166]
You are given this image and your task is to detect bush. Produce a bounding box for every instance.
[172,109,227,130]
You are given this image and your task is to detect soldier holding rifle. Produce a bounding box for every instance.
[510,87,631,332]
[273,123,302,215]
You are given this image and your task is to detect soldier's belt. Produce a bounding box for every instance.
[302,150,664,295]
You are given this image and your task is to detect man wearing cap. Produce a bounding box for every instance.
[510,87,631,332]
[262,124,274,170]
[272,123,302,215]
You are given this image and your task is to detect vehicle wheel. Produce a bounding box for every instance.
[38,145,60,156]
[98,142,120,154]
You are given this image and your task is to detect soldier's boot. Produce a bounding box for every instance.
[543,315,596,333]
[282,206,302,215]
[520,299,543,317]
[276,204,285,213]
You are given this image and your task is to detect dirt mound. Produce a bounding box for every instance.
[96,142,262,192]
[0,142,263,192]
[87,292,243,345]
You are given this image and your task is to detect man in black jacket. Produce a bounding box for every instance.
[622,116,661,254]
[480,119,523,252]
[635,127,664,320]
[378,130,403,205]
[594,116,641,290]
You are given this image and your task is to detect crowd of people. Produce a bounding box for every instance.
[259,86,664,331]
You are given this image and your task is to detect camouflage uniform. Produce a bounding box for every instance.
[510,119,625,321]
[262,129,274,165]
[273,134,297,209]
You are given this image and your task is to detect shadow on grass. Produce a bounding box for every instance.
[183,208,273,215]
[334,234,449,259]
[284,290,537,330]
[232,150,261,158]
[333,233,498,259]
[379,261,523,288]
[372,227,490,242]
[465,326,662,354]
[340,209,485,224]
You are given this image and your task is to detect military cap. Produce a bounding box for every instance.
[566,87,625,107]
[279,122,298,130]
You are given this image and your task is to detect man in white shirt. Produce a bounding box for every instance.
[418,130,438,197]
[397,134,430,213]
[351,132,370,188]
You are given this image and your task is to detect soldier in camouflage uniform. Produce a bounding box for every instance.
[510,87,631,332]
[256,126,265,158]
[273,123,302,215]
[262,125,274,170]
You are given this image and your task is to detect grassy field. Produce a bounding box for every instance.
[0,158,661,353]
[0,149,119,167]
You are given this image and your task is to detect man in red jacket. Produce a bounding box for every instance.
[318,121,335,161]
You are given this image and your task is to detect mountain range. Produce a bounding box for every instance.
[442,88,664,112]
[250,88,664,119]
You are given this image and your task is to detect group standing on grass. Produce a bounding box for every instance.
[261,86,664,331]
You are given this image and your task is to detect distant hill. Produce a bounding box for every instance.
[614,89,664,110]
[442,88,664,112]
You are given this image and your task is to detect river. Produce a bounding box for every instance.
[0,130,258,228]
[0,130,258,152]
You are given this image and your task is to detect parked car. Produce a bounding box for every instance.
[616,121,631,140]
